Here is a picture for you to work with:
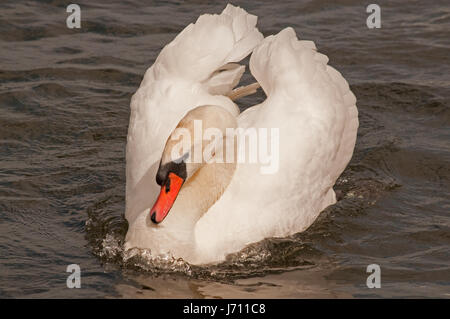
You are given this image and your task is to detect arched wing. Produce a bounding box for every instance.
[125,5,263,224]
[195,27,358,261]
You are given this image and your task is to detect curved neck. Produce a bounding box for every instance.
[149,104,239,259]
[164,160,236,230]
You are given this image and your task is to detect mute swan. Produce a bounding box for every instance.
[124,4,358,265]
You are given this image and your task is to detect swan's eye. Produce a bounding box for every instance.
[156,166,167,186]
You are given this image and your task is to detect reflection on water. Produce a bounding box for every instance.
[114,269,353,298]
[0,0,449,298]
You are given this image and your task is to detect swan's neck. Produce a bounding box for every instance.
[163,161,236,231]
[149,160,236,263]
[141,105,238,261]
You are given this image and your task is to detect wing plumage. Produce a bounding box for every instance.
[195,28,358,261]
[140,4,263,87]
[125,5,263,224]
[249,27,358,186]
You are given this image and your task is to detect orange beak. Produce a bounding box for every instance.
[150,172,185,224]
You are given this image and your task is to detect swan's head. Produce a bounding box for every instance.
[150,105,237,224]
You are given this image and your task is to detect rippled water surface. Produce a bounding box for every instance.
[0,0,449,298]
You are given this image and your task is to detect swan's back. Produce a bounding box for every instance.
[195,28,358,262]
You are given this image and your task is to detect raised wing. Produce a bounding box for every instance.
[195,27,358,261]
[125,5,263,224]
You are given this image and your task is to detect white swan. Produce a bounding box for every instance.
[124,4,358,265]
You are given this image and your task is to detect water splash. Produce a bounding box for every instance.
[85,165,397,279]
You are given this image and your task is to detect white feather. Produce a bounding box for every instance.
[194,27,358,262]
[125,8,358,264]
[125,5,263,226]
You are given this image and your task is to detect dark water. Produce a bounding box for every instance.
[1,0,449,298]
